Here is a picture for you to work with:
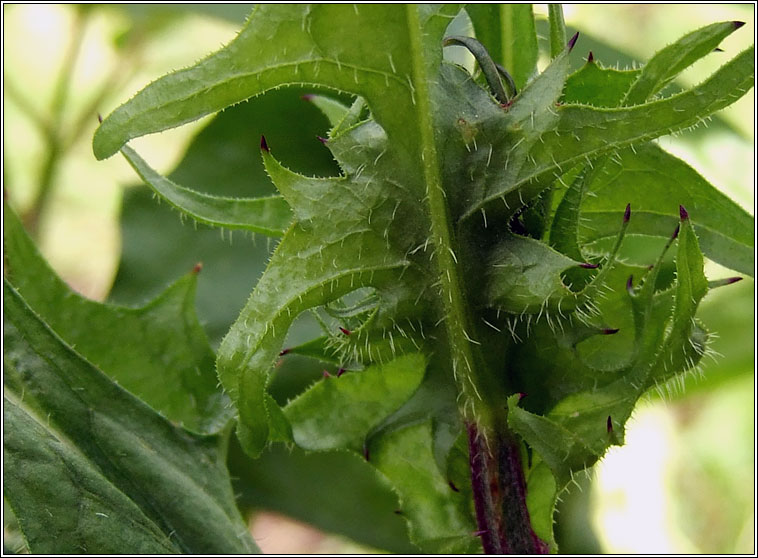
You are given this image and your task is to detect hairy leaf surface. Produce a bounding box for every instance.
[91,5,754,552]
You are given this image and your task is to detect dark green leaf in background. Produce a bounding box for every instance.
[4,205,230,435]
[3,282,258,554]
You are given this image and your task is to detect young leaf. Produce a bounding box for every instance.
[3,282,258,555]
[284,353,426,452]
[3,205,231,434]
[121,145,292,236]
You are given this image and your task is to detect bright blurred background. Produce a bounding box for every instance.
[3,4,754,554]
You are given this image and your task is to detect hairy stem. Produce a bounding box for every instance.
[468,422,549,554]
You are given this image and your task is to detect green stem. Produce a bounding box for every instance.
[406,5,494,431]
[548,5,567,59]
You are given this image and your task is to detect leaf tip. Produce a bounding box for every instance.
[97,112,103,124]
[567,31,580,52]
[601,327,620,335]
[363,443,370,461]
[301,93,315,102]
[679,204,689,221]
[624,203,631,223]
[709,276,743,289]
[672,224,681,240]
[317,135,329,145]
[607,415,613,433]
[733,20,746,29]
[448,480,460,492]
[518,392,528,401]
[626,275,634,295]
[339,327,352,336]
[279,348,291,356]
[260,135,270,153]
[587,51,594,63]
[191,262,203,274]
[322,369,332,378]
[579,262,599,269]
[336,367,346,377]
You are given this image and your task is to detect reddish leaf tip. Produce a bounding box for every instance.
[672,224,680,240]
[337,367,346,377]
[626,275,634,294]
[363,444,370,461]
[580,262,599,269]
[713,47,724,52]
[733,20,745,29]
[726,276,743,285]
[473,530,488,537]
[607,415,613,433]
[339,327,352,336]
[393,509,403,515]
[317,135,329,145]
[679,205,689,221]
[301,93,315,101]
[448,480,460,492]
[587,50,594,63]
[567,31,580,52]
[624,203,631,223]
[278,348,291,356]
[260,135,269,152]
[97,113,103,124]
[518,392,528,401]
[191,262,203,274]
[322,370,332,378]
[601,328,620,335]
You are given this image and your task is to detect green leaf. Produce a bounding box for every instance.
[3,282,258,554]
[372,421,479,553]
[228,439,418,553]
[563,63,641,107]
[466,4,538,90]
[121,145,292,236]
[579,142,754,276]
[108,90,339,346]
[462,45,754,220]
[623,21,745,106]
[548,5,567,59]
[3,205,231,434]
[284,353,426,452]
[93,4,462,160]
[506,210,711,529]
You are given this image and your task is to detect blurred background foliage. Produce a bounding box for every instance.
[3,4,754,554]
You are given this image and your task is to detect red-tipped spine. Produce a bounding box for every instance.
[260,135,270,152]
[624,203,631,223]
[339,327,352,335]
[567,31,580,52]
[679,204,689,220]
[587,51,594,63]
[192,262,203,274]
[733,21,745,29]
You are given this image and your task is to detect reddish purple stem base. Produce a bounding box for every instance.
[467,422,549,554]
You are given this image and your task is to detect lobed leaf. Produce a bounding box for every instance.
[121,146,292,236]
[3,282,258,554]
[4,205,231,434]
